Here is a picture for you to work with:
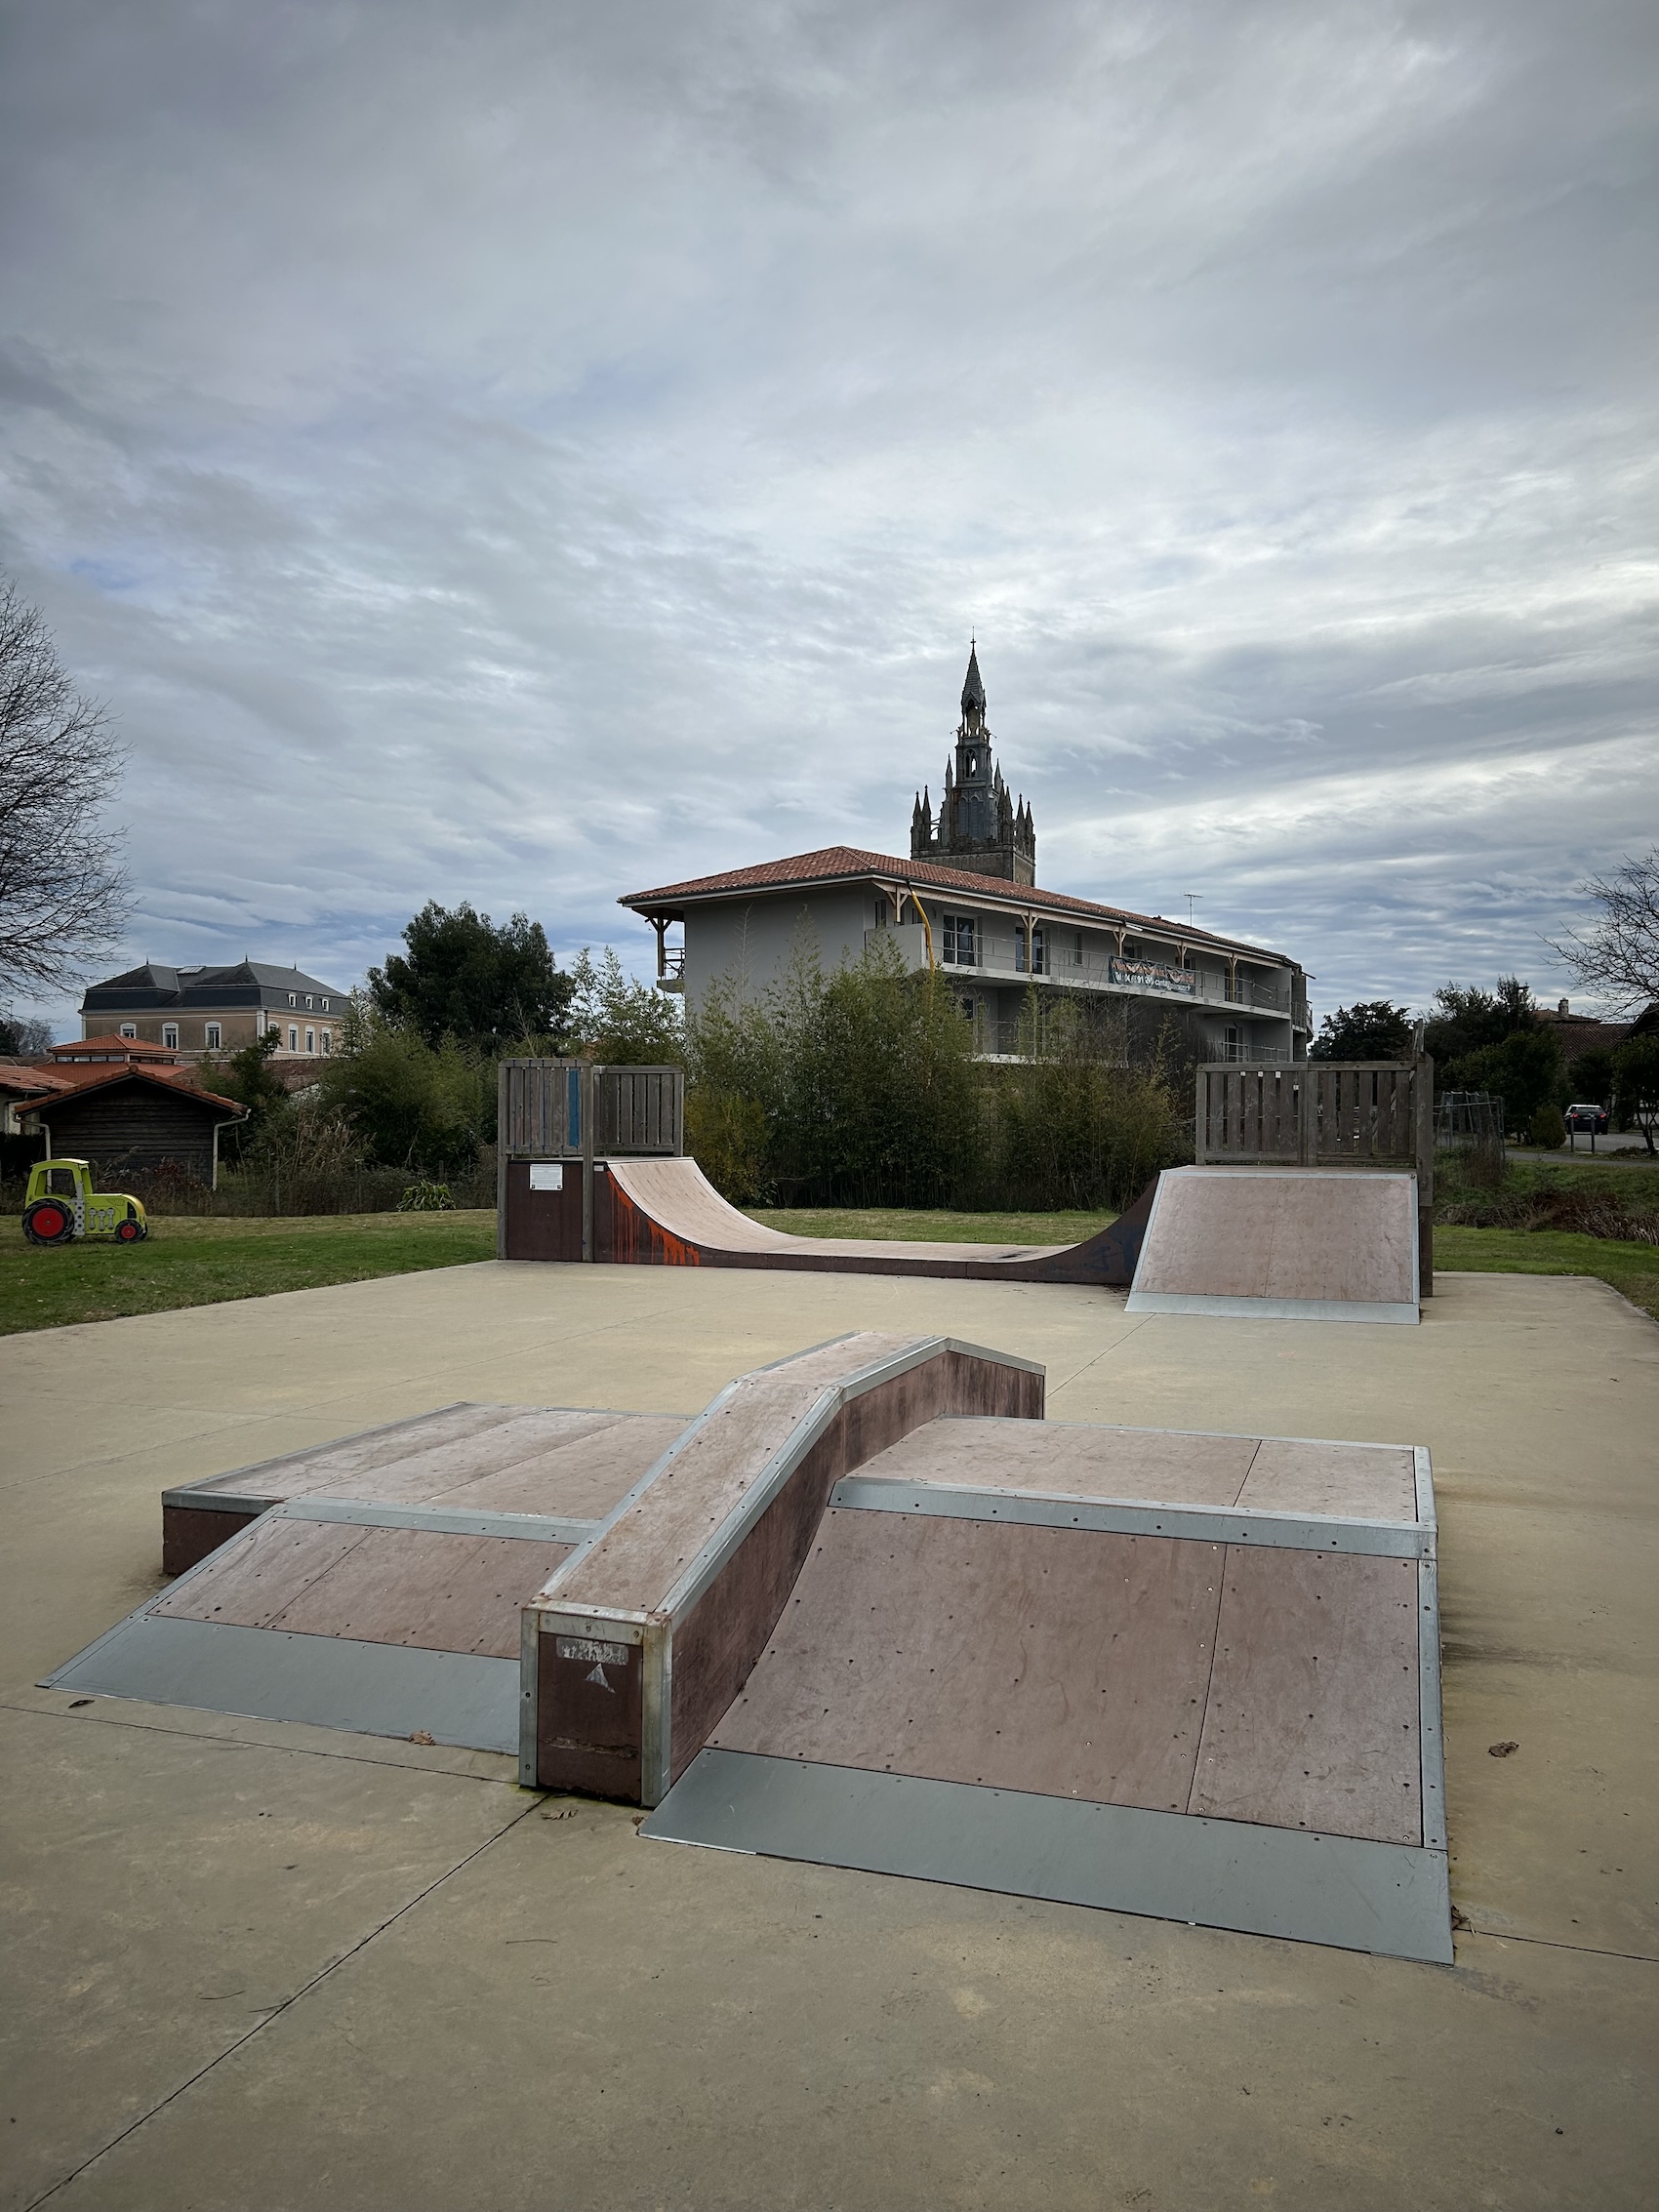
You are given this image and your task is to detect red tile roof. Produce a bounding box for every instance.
[622,845,1288,963]
[49,1034,182,1062]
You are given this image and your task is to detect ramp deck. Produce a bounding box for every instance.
[1125,1166,1421,1323]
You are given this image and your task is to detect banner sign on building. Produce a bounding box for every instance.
[1111,957,1195,997]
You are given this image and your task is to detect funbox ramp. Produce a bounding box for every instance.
[1125,1166,1422,1323]
[47,1334,1449,1962]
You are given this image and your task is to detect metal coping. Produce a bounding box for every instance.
[641,1749,1453,1965]
[1124,1291,1420,1326]
[825,1477,1434,1559]
[1418,1556,1446,1853]
[929,1413,1428,1456]
[43,1614,518,1754]
[266,1498,598,1545]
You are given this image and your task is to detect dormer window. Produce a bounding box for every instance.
[305,995,313,1010]
[321,997,330,1011]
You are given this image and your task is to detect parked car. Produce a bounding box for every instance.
[1565,1102,1609,1135]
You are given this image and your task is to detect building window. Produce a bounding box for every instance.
[320,1028,332,1055]
[162,1023,179,1049]
[288,992,297,1007]
[321,997,330,1011]
[288,1026,299,1051]
[958,995,975,1023]
[942,914,977,966]
[205,1023,222,1050]
[305,995,313,1010]
[305,1027,314,1054]
[119,1022,137,1039]
[1015,926,1046,975]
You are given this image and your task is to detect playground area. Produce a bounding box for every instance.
[3,1250,1654,2209]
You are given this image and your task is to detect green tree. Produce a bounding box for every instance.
[1424,977,1538,1069]
[206,1030,293,1159]
[368,903,573,1054]
[319,1019,492,1173]
[1458,1027,1566,1140]
[1309,1000,1414,1062]
[1612,1032,1659,1155]
[566,947,685,1066]
[1566,1048,1615,1106]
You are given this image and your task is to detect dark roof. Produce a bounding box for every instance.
[621,845,1294,965]
[82,959,345,1013]
[961,643,985,714]
[18,1066,245,1120]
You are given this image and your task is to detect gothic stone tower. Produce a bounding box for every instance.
[910,644,1035,885]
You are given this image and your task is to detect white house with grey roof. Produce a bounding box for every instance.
[81,960,349,1063]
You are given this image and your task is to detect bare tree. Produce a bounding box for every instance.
[0,577,130,995]
[1547,850,1659,1011]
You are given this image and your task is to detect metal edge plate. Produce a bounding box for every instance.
[1124,1291,1420,1325]
[642,1749,1453,1964]
[40,1614,519,1753]
[826,1478,1430,1556]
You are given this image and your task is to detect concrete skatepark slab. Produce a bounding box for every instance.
[4,1261,1655,2210]
[1127,1165,1422,1322]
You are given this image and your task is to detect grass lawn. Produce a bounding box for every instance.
[745,1206,1119,1245]
[0,1211,497,1337]
[1436,1226,1659,1326]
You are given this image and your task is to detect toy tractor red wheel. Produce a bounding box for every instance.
[116,1215,143,1243]
[22,1197,77,1246]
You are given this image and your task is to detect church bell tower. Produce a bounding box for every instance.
[910,643,1035,884]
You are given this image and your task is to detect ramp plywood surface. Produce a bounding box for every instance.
[1128,1168,1418,1318]
[154,1515,573,1659]
[1191,1547,1422,1844]
[712,1509,1225,1811]
[607,1159,1068,1264]
[547,1333,937,1613]
[854,1418,1417,1520]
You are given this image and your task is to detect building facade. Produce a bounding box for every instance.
[80,961,348,1063]
[625,846,1309,1065]
[625,648,1310,1065]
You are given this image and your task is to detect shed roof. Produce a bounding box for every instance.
[18,1066,245,1120]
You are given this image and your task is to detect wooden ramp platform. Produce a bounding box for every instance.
[1125,1166,1422,1323]
[51,1404,692,1751]
[45,1335,1449,1959]
[509,1152,1156,1287]
[639,1413,1449,1960]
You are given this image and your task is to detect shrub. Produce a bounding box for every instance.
[1528,1104,1566,1150]
[397,1180,455,1212]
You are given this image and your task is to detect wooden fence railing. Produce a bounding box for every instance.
[498,1062,684,1160]
[1194,1056,1436,1290]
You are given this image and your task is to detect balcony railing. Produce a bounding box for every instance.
[873,925,1293,1014]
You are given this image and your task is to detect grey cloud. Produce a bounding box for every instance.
[1,0,1654,1031]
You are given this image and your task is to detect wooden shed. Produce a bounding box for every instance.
[20,1066,246,1187]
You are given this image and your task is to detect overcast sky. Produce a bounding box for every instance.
[2,0,1655,1034]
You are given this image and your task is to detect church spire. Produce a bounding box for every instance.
[960,638,986,720]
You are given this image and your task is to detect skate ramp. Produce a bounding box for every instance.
[640,1413,1449,1962]
[1125,1166,1420,1323]
[53,1404,696,1750]
[590,1155,1156,1287]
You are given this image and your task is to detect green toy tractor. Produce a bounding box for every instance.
[21,1159,148,1246]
